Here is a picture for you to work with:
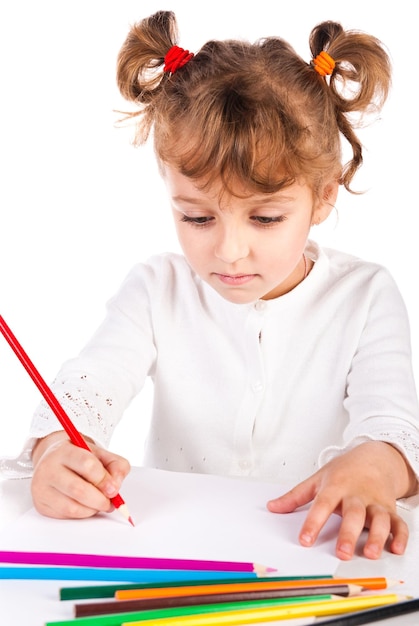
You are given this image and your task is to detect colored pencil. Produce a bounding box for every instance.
[59,575,332,600]
[313,595,419,625]
[44,594,407,626]
[75,592,335,617]
[0,315,134,526]
[114,577,399,600]
[0,566,263,582]
[47,597,332,626]
[121,594,409,626]
[0,550,274,573]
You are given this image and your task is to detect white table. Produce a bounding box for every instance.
[1,473,418,625]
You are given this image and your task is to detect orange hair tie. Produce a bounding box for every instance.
[164,45,194,74]
[312,51,335,77]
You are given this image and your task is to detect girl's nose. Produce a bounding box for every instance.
[214,226,250,264]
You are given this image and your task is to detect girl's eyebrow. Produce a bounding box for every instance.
[171,195,208,205]
[171,193,296,206]
[249,195,296,204]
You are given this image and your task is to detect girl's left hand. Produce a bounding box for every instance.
[267,441,418,560]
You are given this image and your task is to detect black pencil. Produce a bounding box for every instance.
[74,584,361,617]
[314,595,418,625]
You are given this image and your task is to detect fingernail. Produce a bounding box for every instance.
[338,542,352,557]
[300,533,314,546]
[392,541,405,555]
[365,543,380,558]
[103,483,118,497]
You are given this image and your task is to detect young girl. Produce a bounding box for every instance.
[15,11,419,560]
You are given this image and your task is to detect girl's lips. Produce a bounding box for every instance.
[215,273,256,286]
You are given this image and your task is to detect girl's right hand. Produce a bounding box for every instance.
[31,431,131,520]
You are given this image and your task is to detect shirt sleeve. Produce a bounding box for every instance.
[319,266,419,506]
[29,261,158,448]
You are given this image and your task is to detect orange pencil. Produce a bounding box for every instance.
[115,577,400,600]
[0,314,134,526]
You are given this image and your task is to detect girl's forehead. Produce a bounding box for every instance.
[163,163,301,201]
[164,164,313,210]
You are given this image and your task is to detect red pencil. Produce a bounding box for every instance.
[0,314,134,526]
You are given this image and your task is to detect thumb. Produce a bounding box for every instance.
[267,476,317,513]
[93,446,131,489]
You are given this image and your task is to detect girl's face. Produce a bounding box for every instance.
[165,166,336,304]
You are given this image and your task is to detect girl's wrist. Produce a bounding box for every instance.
[31,431,69,466]
[385,443,419,498]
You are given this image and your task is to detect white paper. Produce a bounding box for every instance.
[0,467,341,625]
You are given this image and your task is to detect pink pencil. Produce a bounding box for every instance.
[0,314,134,526]
[0,550,274,573]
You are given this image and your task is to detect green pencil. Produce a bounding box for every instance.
[59,574,332,600]
[45,594,333,625]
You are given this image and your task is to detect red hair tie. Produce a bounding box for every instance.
[312,51,335,77]
[164,45,194,74]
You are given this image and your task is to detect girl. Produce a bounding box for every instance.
[16,11,419,560]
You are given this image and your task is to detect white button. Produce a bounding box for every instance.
[254,300,266,311]
[252,380,264,392]
[239,459,251,470]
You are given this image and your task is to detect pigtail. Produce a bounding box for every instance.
[310,21,391,112]
[117,10,178,102]
[309,21,391,190]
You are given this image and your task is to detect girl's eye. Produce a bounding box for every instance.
[251,215,286,226]
[181,215,214,226]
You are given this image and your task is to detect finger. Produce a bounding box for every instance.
[388,513,409,555]
[52,464,114,511]
[335,497,367,560]
[37,443,119,506]
[267,477,318,513]
[31,464,112,519]
[362,507,409,559]
[298,490,342,548]
[360,505,392,559]
[34,486,100,520]
[94,446,131,484]
[63,445,120,500]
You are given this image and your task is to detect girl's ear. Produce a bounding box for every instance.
[311,181,339,226]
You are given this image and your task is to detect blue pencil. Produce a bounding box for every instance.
[0,567,260,582]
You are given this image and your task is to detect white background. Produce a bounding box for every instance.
[0,1,417,465]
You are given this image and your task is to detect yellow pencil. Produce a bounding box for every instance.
[121,593,408,625]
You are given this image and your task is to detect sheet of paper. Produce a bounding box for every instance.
[0,467,341,625]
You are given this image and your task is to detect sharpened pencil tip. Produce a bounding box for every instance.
[116,503,135,526]
[253,563,277,575]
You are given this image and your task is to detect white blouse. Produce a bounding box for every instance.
[5,241,419,498]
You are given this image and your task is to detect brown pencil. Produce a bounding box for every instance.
[75,584,362,617]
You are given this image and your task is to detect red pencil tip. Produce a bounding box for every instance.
[115,502,135,526]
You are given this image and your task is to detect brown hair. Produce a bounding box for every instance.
[116,11,391,195]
